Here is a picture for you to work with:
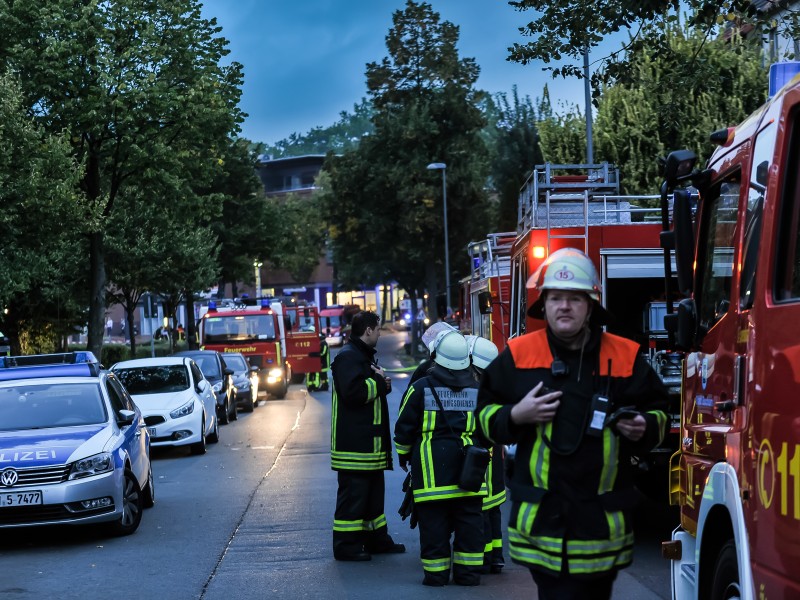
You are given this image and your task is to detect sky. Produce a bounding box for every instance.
[198,0,596,146]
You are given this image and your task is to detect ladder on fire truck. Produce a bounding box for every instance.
[517,163,626,254]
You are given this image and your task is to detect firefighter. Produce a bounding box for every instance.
[394,330,487,587]
[405,321,457,391]
[465,334,505,575]
[330,311,405,561]
[306,334,330,392]
[476,248,669,600]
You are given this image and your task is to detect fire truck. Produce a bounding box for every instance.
[199,299,292,399]
[659,64,800,599]
[281,303,323,379]
[462,162,684,491]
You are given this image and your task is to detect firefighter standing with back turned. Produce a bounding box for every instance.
[330,310,405,561]
[394,330,487,587]
[476,248,669,600]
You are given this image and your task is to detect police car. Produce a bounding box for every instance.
[0,352,154,536]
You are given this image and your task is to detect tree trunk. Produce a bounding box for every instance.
[381,283,389,324]
[185,292,198,350]
[126,302,137,357]
[87,231,107,358]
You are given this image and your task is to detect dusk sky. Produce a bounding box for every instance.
[198,1,601,146]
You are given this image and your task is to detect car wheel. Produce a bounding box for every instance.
[219,401,230,425]
[207,413,219,444]
[243,393,255,412]
[231,396,238,421]
[106,468,143,536]
[190,427,207,455]
[142,465,155,509]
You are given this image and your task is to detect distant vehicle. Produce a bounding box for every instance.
[222,352,259,412]
[112,356,219,455]
[320,306,345,347]
[0,352,154,536]
[174,350,237,424]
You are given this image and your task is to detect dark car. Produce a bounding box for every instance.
[174,350,237,424]
[223,352,259,412]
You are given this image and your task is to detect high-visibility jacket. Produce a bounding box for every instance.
[476,326,668,579]
[330,337,392,471]
[394,365,487,503]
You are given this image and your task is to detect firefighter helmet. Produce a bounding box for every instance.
[421,321,457,354]
[465,335,498,370]
[526,248,606,321]
[431,330,470,370]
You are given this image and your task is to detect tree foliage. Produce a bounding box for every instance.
[0,72,88,352]
[261,99,375,158]
[594,24,766,194]
[0,0,244,355]
[507,0,794,95]
[323,1,494,319]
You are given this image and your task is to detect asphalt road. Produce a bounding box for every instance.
[0,329,675,599]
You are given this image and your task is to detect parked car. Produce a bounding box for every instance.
[173,350,237,424]
[0,351,154,536]
[223,352,259,412]
[111,356,219,455]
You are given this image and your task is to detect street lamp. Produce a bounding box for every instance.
[253,260,263,298]
[427,162,449,316]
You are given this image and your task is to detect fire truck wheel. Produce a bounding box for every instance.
[709,540,740,600]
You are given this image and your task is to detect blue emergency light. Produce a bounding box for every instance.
[769,61,800,98]
[0,351,101,381]
[207,301,217,312]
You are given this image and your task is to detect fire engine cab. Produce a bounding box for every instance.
[199,299,291,399]
[660,63,800,599]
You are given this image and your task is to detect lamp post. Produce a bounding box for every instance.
[253,260,263,298]
[426,162,449,316]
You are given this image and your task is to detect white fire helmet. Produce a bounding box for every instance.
[526,248,604,319]
[465,335,498,370]
[421,321,457,354]
[431,330,470,370]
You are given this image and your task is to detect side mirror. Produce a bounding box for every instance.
[477,291,493,315]
[223,368,234,376]
[673,189,696,295]
[197,379,210,393]
[249,365,259,374]
[665,298,697,350]
[117,409,136,426]
[664,150,697,188]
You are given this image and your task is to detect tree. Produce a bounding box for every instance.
[324,1,494,329]
[507,1,796,96]
[487,86,544,231]
[0,0,244,357]
[262,99,375,158]
[0,72,88,353]
[594,24,766,194]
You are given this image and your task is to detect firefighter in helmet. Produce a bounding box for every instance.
[465,334,505,575]
[394,330,487,587]
[306,334,330,392]
[476,248,669,600]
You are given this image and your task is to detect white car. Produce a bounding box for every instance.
[112,357,218,455]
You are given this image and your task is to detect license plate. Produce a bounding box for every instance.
[148,427,157,437]
[0,490,43,507]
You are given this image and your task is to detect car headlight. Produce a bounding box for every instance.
[69,452,114,480]
[170,399,195,419]
[268,368,282,379]
[212,381,223,393]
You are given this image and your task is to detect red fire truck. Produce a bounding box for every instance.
[199,299,292,399]
[281,303,323,378]
[461,162,684,491]
[659,63,800,599]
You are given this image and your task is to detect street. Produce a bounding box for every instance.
[0,330,674,599]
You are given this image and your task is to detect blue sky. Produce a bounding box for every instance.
[199,1,601,145]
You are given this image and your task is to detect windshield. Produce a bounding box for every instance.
[0,382,107,431]
[224,355,248,373]
[191,355,221,379]
[203,314,276,343]
[322,316,341,328]
[286,309,318,333]
[114,365,189,395]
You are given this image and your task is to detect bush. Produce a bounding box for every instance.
[100,344,131,367]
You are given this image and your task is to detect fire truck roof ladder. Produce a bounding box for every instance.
[517,162,621,254]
